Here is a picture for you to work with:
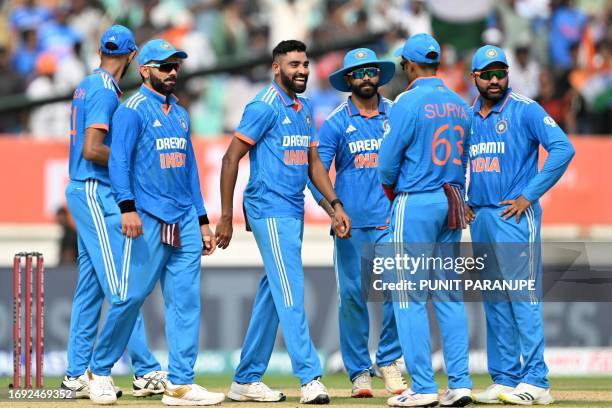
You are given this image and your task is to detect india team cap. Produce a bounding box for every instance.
[137,39,188,65]
[100,25,137,55]
[471,45,508,71]
[394,33,441,64]
[328,48,396,92]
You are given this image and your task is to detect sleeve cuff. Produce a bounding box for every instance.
[118,200,136,213]
[199,215,210,225]
[234,132,256,146]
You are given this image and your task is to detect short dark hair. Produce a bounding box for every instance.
[272,40,307,61]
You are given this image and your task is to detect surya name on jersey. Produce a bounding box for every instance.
[282,134,311,165]
[349,137,383,169]
[156,136,187,169]
[469,141,506,173]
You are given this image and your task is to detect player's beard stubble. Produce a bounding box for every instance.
[476,79,508,103]
[280,68,308,94]
[150,71,177,96]
[350,80,378,99]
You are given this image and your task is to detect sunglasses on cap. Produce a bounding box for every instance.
[144,62,181,73]
[475,68,508,81]
[347,67,380,79]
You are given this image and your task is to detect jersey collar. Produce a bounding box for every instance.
[139,83,179,105]
[94,67,122,96]
[271,80,302,111]
[346,94,386,118]
[406,76,443,91]
[472,88,512,118]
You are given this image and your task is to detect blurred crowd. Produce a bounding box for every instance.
[0,0,610,137]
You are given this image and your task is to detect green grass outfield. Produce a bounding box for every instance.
[2,374,611,407]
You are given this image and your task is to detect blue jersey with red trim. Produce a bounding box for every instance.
[109,85,207,224]
[69,68,121,184]
[467,89,575,207]
[309,95,392,228]
[235,81,317,219]
[379,77,472,193]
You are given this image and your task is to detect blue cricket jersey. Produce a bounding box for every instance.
[309,95,392,228]
[109,85,207,224]
[235,81,317,219]
[467,89,575,207]
[379,77,472,193]
[69,68,122,184]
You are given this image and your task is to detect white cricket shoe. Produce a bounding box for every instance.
[133,370,168,397]
[387,389,439,407]
[228,381,285,402]
[300,378,330,404]
[498,383,554,405]
[440,388,473,407]
[473,383,515,404]
[351,371,373,398]
[88,371,118,405]
[61,373,90,398]
[161,380,225,406]
[379,362,408,395]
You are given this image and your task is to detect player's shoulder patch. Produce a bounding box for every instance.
[124,92,147,110]
[509,92,534,105]
[257,86,279,105]
[326,101,347,121]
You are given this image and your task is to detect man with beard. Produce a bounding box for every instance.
[86,39,225,406]
[63,25,166,400]
[379,33,473,407]
[215,40,351,405]
[467,45,574,405]
[308,48,407,398]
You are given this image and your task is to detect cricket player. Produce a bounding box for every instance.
[379,33,473,407]
[308,48,407,398]
[215,40,351,405]
[86,39,224,406]
[63,25,166,399]
[467,45,574,405]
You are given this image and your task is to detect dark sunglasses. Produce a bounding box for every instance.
[144,62,181,73]
[476,69,508,80]
[347,67,380,79]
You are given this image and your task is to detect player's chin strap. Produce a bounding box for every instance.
[443,183,467,230]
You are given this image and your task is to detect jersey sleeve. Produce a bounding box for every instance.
[186,117,207,217]
[234,101,276,145]
[109,107,143,204]
[307,118,338,204]
[521,103,575,202]
[84,88,118,131]
[378,101,415,187]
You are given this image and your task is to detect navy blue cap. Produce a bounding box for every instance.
[394,33,441,64]
[471,45,508,71]
[137,39,188,65]
[100,25,137,55]
[328,48,395,92]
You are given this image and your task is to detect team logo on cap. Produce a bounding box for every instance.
[161,42,171,49]
[355,51,367,59]
[495,118,508,134]
[180,116,188,131]
[486,48,498,58]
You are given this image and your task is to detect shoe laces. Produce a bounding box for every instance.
[353,373,371,388]
[96,376,115,393]
[251,382,272,392]
[304,379,326,391]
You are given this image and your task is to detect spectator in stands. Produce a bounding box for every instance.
[56,206,77,264]
[26,52,70,138]
[210,0,249,58]
[537,69,577,133]
[264,0,317,50]
[67,0,112,70]
[12,28,40,79]
[0,45,26,133]
[549,0,587,72]
[38,4,83,62]
[9,0,53,33]
[394,0,432,36]
[509,45,541,99]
